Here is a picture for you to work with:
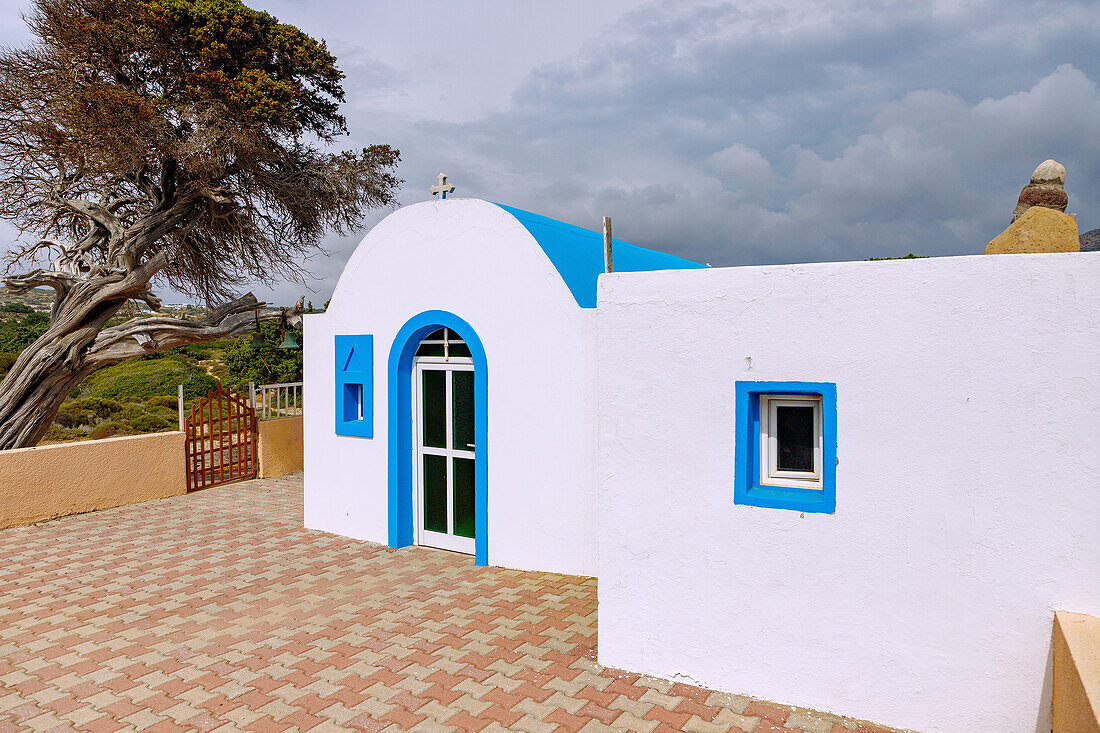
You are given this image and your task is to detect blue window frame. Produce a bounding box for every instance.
[335,335,373,437]
[735,381,836,513]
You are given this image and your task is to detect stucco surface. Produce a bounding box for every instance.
[1054,611,1100,733]
[304,199,599,576]
[0,431,185,529]
[257,416,303,478]
[595,252,1100,733]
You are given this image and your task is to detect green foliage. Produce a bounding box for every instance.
[222,320,302,387]
[64,397,123,419]
[88,421,127,440]
[129,410,174,433]
[0,352,16,380]
[145,394,178,409]
[0,302,33,313]
[81,355,216,402]
[0,312,48,353]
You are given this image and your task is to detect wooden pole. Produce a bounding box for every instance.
[603,216,613,273]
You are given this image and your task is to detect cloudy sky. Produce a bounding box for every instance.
[1,0,1098,305]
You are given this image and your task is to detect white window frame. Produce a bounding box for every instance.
[759,394,823,490]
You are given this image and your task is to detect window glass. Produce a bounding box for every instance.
[452,371,475,450]
[423,455,447,533]
[415,342,445,357]
[421,370,446,448]
[452,458,475,538]
[776,405,815,471]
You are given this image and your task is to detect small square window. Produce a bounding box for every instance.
[735,381,836,513]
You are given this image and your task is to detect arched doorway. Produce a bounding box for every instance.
[387,311,488,565]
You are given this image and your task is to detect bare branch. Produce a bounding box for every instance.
[84,293,302,365]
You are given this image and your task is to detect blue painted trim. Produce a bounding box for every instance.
[493,203,708,308]
[734,381,837,514]
[387,311,489,565]
[334,335,373,438]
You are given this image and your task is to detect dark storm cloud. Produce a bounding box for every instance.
[393,0,1100,272]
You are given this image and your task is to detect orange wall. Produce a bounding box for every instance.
[0,431,186,529]
[1054,611,1100,733]
[257,416,303,478]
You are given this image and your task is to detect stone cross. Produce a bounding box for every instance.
[430,173,456,200]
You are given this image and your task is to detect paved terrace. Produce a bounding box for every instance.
[0,475,903,733]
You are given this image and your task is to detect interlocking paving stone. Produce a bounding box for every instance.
[0,474,910,732]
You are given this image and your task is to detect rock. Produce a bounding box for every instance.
[1031,159,1066,185]
[1081,227,1100,252]
[985,205,1079,255]
[1012,158,1068,219]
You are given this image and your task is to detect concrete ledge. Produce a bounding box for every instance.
[1054,611,1100,733]
[0,431,186,529]
[257,416,303,478]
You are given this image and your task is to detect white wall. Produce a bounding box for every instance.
[595,252,1100,733]
[305,199,598,576]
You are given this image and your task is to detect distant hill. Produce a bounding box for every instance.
[1081,227,1100,252]
[0,286,53,313]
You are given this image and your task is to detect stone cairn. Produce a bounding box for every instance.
[1012,159,1068,220]
[986,159,1079,255]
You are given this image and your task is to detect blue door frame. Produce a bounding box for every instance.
[387,311,488,565]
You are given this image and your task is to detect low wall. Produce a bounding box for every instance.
[257,416,303,478]
[0,431,186,529]
[1054,611,1100,733]
[595,252,1100,733]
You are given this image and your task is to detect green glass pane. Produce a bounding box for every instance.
[423,454,447,533]
[422,369,446,448]
[452,371,475,450]
[453,457,475,538]
[449,342,472,358]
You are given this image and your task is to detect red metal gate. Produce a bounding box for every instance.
[184,384,256,490]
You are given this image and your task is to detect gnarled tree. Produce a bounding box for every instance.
[0,0,400,449]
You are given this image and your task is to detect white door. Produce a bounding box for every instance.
[413,330,476,554]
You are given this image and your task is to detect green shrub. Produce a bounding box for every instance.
[44,425,86,442]
[54,408,95,428]
[118,403,148,421]
[88,421,127,440]
[65,397,123,419]
[145,394,178,409]
[222,322,303,387]
[129,412,173,433]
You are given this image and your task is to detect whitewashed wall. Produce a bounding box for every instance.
[304,199,598,576]
[595,252,1100,733]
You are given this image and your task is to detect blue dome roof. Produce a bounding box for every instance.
[494,203,707,308]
